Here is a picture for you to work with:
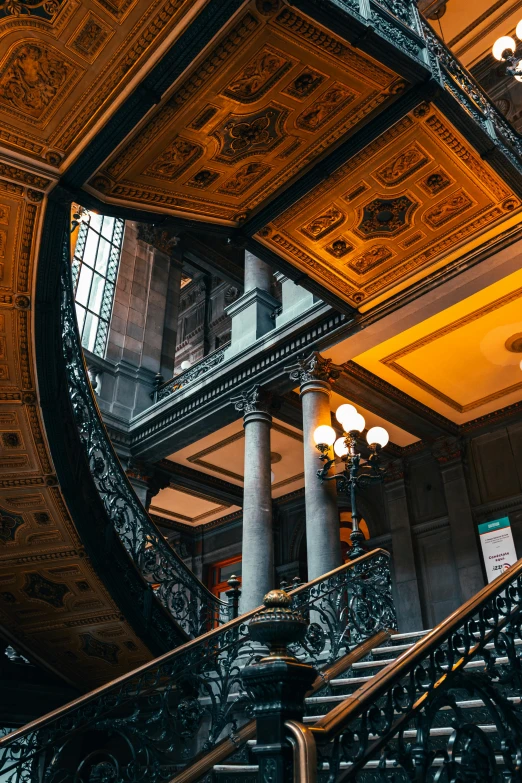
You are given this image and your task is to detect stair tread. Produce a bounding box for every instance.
[330,655,509,685]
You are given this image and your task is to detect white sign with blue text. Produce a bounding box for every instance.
[478,517,517,583]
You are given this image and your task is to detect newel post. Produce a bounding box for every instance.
[241,590,317,782]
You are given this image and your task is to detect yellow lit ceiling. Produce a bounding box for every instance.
[352,266,522,425]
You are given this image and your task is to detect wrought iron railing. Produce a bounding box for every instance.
[61,237,227,637]
[0,550,395,783]
[287,557,522,781]
[421,18,522,164]
[155,343,229,402]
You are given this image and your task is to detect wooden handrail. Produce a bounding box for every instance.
[287,558,522,780]
[0,549,389,748]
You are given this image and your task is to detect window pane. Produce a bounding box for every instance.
[75,303,86,332]
[101,216,115,240]
[89,213,103,233]
[89,273,105,314]
[95,238,110,275]
[76,265,93,306]
[72,210,125,358]
[82,311,99,353]
[83,229,99,269]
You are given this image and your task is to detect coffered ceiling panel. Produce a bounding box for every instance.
[256,105,522,310]
[150,486,239,525]
[0,0,200,167]
[93,2,404,221]
[352,267,522,425]
[167,416,304,499]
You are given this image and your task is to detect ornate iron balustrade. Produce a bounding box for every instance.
[421,18,522,164]
[155,344,229,402]
[61,238,227,637]
[287,557,522,781]
[0,550,395,783]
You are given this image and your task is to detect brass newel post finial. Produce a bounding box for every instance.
[241,590,317,782]
[247,589,308,660]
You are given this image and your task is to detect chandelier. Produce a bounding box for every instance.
[492,24,522,80]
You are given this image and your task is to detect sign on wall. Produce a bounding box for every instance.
[478,517,518,583]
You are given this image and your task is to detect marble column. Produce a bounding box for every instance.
[384,460,424,632]
[286,352,342,580]
[433,437,484,602]
[225,252,279,359]
[231,385,274,612]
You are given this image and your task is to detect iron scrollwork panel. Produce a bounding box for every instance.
[60,235,226,638]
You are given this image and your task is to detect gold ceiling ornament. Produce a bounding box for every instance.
[94,6,403,221]
[257,107,520,310]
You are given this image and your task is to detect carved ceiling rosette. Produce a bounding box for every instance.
[285,351,342,385]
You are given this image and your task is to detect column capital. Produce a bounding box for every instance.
[432,435,464,466]
[231,384,273,415]
[137,224,181,258]
[285,351,342,386]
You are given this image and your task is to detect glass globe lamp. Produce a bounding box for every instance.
[334,437,349,458]
[313,425,336,447]
[335,404,356,427]
[366,426,389,449]
[516,19,522,40]
[339,409,365,433]
[493,35,516,60]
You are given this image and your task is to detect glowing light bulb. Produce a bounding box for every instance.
[335,404,356,427]
[366,426,389,449]
[313,425,336,446]
[516,19,522,40]
[493,35,515,61]
[340,409,365,432]
[334,437,349,457]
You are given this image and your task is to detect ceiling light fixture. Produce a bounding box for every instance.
[492,27,522,81]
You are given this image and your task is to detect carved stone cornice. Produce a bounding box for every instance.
[383,458,405,484]
[285,351,342,385]
[137,224,180,257]
[231,384,272,415]
[431,436,464,465]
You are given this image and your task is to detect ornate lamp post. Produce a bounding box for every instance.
[313,404,389,559]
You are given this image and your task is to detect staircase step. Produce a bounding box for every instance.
[329,655,510,688]
[388,629,431,641]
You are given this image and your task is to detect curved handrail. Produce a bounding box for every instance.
[0,548,395,782]
[289,558,522,779]
[61,222,227,637]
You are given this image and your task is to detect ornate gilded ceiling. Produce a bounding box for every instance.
[92,3,405,222]
[0,169,154,689]
[0,0,198,167]
[255,105,521,308]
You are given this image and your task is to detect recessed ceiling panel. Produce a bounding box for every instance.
[352,267,522,424]
[256,105,521,309]
[94,3,404,221]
